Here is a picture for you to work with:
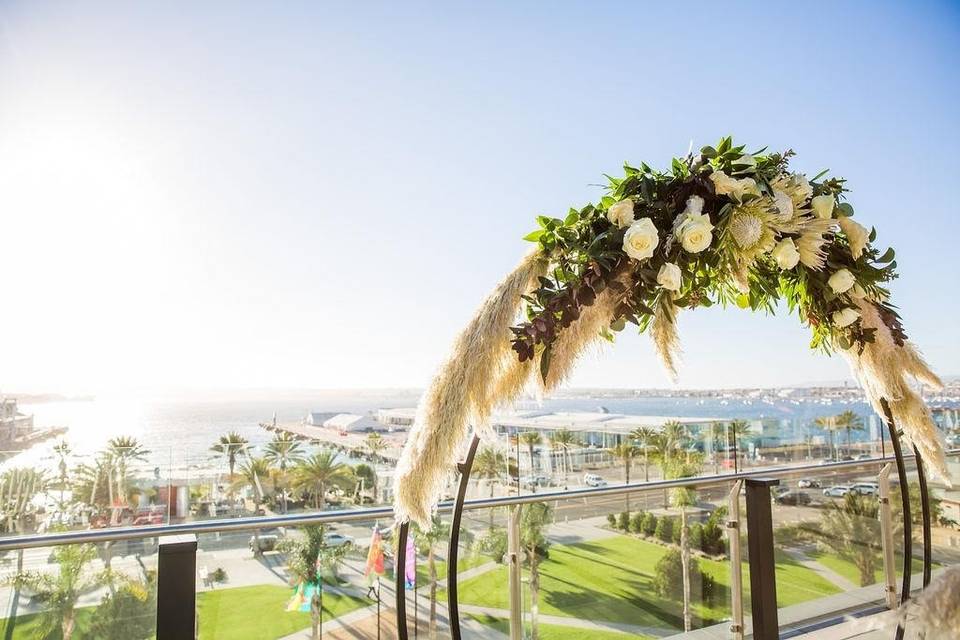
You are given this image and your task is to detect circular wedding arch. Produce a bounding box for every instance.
[390,139,949,639]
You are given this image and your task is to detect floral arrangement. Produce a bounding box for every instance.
[393,138,948,526]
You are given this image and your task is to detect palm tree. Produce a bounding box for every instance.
[815,415,841,461]
[819,492,884,586]
[521,502,553,640]
[210,432,249,480]
[665,458,701,632]
[364,432,388,463]
[727,420,751,470]
[548,429,579,485]
[414,515,450,639]
[233,456,271,553]
[264,433,305,513]
[708,423,726,474]
[107,436,150,505]
[52,440,72,507]
[606,442,638,512]
[1,467,46,635]
[278,525,351,640]
[7,542,103,640]
[630,426,657,482]
[473,446,506,528]
[292,451,354,510]
[518,432,542,479]
[836,410,865,456]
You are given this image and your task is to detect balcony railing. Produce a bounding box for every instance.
[0,451,956,639]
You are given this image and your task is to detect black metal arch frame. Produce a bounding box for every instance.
[396,402,934,640]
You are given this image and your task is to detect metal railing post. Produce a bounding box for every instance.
[727,480,744,640]
[745,478,779,640]
[878,464,898,609]
[156,534,197,640]
[507,505,523,640]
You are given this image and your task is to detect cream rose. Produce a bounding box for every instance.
[772,190,794,221]
[832,307,861,328]
[827,268,856,294]
[607,199,635,228]
[710,171,759,200]
[657,262,682,291]
[838,216,869,260]
[771,237,800,270]
[623,218,659,261]
[678,213,714,253]
[811,194,835,219]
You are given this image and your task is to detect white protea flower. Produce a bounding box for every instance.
[795,216,838,270]
[727,202,776,261]
[772,190,794,221]
[772,173,813,207]
[838,216,869,260]
[710,171,760,200]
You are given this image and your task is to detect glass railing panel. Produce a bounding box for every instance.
[0,538,159,639]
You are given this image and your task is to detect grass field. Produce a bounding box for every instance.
[807,550,932,587]
[455,535,841,633]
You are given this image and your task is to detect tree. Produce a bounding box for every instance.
[414,516,451,639]
[667,459,701,632]
[278,525,351,640]
[88,573,157,640]
[353,463,376,503]
[1,467,47,637]
[819,492,883,586]
[835,410,865,455]
[7,542,103,640]
[520,502,553,640]
[518,432,542,478]
[232,456,271,554]
[814,415,842,461]
[473,446,506,528]
[605,443,638,512]
[630,426,657,482]
[707,423,725,474]
[548,429,579,485]
[52,440,72,507]
[107,436,150,505]
[211,432,249,485]
[726,420,751,470]
[364,432,388,463]
[264,432,305,513]
[293,451,354,510]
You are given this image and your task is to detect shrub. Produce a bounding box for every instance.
[701,519,725,555]
[641,512,658,536]
[701,571,718,605]
[689,522,703,550]
[473,527,507,563]
[617,511,630,531]
[211,567,228,583]
[654,549,714,605]
[672,519,683,545]
[629,511,646,533]
[607,513,617,527]
[655,516,673,543]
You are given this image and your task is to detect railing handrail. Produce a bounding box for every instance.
[0,449,952,552]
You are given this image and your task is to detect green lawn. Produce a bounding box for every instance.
[197,584,368,640]
[455,535,841,632]
[0,609,97,639]
[468,613,646,640]
[806,550,932,587]
[417,553,490,585]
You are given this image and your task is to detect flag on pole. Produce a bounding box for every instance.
[364,525,386,585]
[404,532,416,590]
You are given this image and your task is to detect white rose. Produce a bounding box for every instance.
[607,199,635,228]
[811,194,835,219]
[832,307,861,328]
[772,190,794,221]
[771,237,800,270]
[622,218,659,261]
[657,262,682,291]
[827,268,856,294]
[710,171,759,200]
[678,213,714,253]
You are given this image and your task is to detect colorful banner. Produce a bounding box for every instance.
[404,532,416,590]
[363,526,386,586]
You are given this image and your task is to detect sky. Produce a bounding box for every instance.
[1,1,958,394]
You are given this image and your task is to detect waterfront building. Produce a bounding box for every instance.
[0,397,34,443]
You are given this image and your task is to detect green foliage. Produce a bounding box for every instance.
[617,511,630,531]
[606,513,617,528]
[689,522,703,550]
[512,137,903,380]
[641,512,658,536]
[473,527,508,564]
[629,511,646,533]
[211,567,228,583]
[655,516,674,543]
[653,548,717,607]
[88,574,157,640]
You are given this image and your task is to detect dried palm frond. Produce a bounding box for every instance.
[392,250,548,525]
[651,295,682,381]
[855,565,960,639]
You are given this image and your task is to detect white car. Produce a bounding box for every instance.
[325,532,354,547]
[850,482,879,496]
[823,485,851,498]
[797,478,821,489]
[583,473,607,487]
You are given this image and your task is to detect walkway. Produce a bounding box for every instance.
[783,547,859,591]
[458,603,673,638]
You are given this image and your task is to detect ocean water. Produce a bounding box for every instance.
[8,389,956,479]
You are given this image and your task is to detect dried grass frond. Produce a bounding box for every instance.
[843,299,950,484]
[392,250,548,525]
[651,296,682,381]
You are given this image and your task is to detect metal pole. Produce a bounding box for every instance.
[881,399,911,640]
[744,478,780,640]
[447,435,480,640]
[727,480,744,640]
[878,464,897,609]
[913,445,932,587]
[507,505,523,640]
[376,577,381,640]
[395,521,409,640]
[156,534,197,640]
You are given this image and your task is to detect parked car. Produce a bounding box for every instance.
[520,474,551,488]
[325,532,354,547]
[823,485,852,498]
[797,478,821,489]
[849,482,879,496]
[249,533,280,552]
[775,491,812,506]
[855,454,872,461]
[583,473,607,487]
